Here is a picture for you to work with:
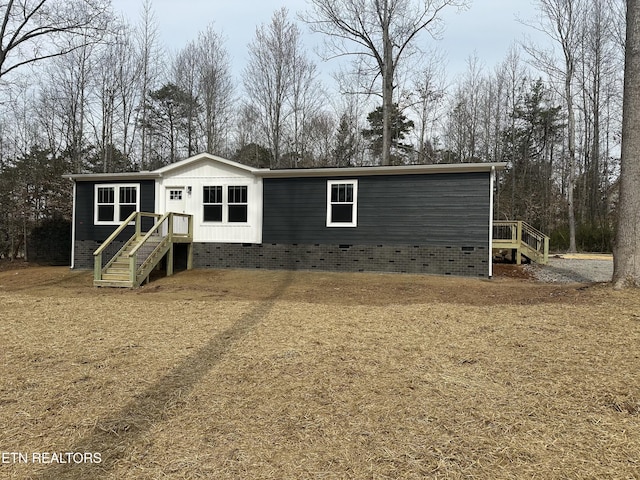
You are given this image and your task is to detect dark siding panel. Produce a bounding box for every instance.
[263,173,490,246]
[75,180,155,242]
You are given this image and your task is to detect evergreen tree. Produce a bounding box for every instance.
[499,80,563,232]
[0,147,72,259]
[333,114,357,167]
[140,83,199,166]
[362,104,414,165]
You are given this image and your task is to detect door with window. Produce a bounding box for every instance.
[165,187,188,235]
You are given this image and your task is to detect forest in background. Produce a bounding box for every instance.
[0,0,626,259]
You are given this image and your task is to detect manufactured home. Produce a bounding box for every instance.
[65,153,509,286]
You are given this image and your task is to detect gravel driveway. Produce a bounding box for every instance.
[525,254,613,283]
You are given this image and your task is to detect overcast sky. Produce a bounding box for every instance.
[110,0,545,84]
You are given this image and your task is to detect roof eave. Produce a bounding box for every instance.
[63,172,162,181]
[257,162,507,178]
[64,162,507,181]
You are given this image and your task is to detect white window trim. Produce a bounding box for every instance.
[94,183,140,225]
[326,179,358,227]
[202,184,249,224]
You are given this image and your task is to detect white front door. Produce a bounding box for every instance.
[165,187,189,235]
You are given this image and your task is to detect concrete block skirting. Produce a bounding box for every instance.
[74,240,126,270]
[75,240,490,277]
[192,243,489,278]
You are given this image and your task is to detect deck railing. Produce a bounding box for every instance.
[94,212,193,285]
[94,212,159,281]
[493,220,549,264]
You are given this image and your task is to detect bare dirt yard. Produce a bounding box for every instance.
[1,263,639,479]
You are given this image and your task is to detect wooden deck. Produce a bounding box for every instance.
[94,212,193,288]
[492,220,549,265]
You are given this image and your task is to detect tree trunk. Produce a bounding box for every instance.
[566,87,577,253]
[566,57,578,253]
[613,0,640,288]
[381,7,393,167]
[382,62,393,166]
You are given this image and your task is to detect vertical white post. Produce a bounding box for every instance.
[488,166,495,278]
[70,179,76,269]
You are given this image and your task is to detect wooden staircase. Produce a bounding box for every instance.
[94,212,193,288]
[492,220,550,265]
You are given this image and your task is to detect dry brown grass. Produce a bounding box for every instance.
[1,266,639,479]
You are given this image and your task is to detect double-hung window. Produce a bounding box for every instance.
[95,184,140,224]
[327,180,358,227]
[202,185,248,223]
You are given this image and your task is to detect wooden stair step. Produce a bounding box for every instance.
[106,268,130,276]
[94,279,134,288]
[102,273,131,281]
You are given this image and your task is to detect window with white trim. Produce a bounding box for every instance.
[202,185,248,223]
[327,180,358,227]
[94,184,140,224]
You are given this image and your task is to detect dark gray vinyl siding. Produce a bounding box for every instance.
[75,180,155,242]
[263,173,490,246]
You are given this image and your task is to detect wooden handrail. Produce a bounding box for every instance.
[128,213,171,285]
[129,212,171,257]
[93,211,139,256]
[520,222,547,242]
[93,211,163,256]
[495,222,546,245]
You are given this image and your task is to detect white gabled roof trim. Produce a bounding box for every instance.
[152,152,267,175]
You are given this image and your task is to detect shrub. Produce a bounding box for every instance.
[27,216,71,265]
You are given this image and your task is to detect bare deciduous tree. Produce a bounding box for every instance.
[244,8,317,168]
[244,8,295,168]
[193,25,234,155]
[576,0,621,229]
[524,0,586,252]
[172,42,200,157]
[112,24,143,163]
[409,50,446,164]
[303,0,468,166]
[0,0,110,80]
[287,47,322,167]
[135,0,163,168]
